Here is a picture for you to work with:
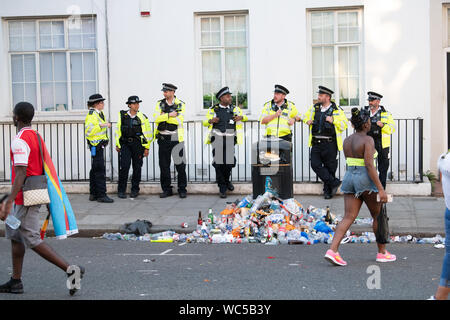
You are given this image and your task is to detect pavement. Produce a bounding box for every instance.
[0,193,446,237]
[0,238,444,300]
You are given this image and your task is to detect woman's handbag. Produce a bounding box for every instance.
[22,131,50,207]
[375,204,390,244]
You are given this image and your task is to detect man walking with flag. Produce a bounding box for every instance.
[0,102,84,295]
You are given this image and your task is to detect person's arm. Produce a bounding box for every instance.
[233,106,247,122]
[303,106,314,126]
[364,137,387,202]
[153,102,170,124]
[115,112,122,151]
[332,109,349,133]
[381,112,396,135]
[0,166,27,220]
[261,110,281,124]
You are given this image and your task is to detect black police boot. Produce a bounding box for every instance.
[179,190,187,199]
[330,180,342,197]
[130,191,139,199]
[97,195,114,203]
[67,265,85,296]
[0,278,24,294]
[227,182,235,191]
[118,192,127,199]
[159,190,173,198]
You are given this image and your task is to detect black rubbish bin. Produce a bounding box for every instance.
[251,137,293,199]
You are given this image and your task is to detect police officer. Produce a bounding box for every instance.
[260,85,299,142]
[203,87,247,198]
[304,86,348,199]
[115,96,152,199]
[364,91,395,189]
[154,83,187,198]
[84,94,114,203]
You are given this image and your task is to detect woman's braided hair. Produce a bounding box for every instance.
[351,107,370,131]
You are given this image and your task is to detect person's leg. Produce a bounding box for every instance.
[435,208,450,300]
[173,141,187,193]
[311,145,328,190]
[360,191,386,254]
[32,243,70,272]
[130,142,144,194]
[322,141,339,191]
[11,240,25,280]
[118,144,132,194]
[89,155,96,197]
[329,194,363,253]
[378,147,390,189]
[158,139,172,192]
[92,146,107,198]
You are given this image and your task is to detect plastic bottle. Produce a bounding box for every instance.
[208,208,214,225]
[5,214,21,230]
[238,195,252,208]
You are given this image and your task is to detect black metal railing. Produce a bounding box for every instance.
[0,119,424,184]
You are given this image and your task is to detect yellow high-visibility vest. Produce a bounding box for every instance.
[259,100,298,138]
[85,108,108,146]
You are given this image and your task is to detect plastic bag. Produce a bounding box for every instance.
[119,219,153,236]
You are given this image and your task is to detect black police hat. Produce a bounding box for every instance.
[216,87,232,100]
[87,93,105,104]
[162,83,177,91]
[367,91,383,101]
[274,84,289,95]
[126,95,142,104]
[317,86,334,96]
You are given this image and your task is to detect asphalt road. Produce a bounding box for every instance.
[0,238,444,300]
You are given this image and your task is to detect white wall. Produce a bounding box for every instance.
[0,0,440,172]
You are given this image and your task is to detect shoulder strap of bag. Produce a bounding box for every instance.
[35,130,45,175]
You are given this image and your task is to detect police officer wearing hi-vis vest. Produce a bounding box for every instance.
[115,96,152,199]
[303,86,348,199]
[259,85,299,142]
[84,94,114,203]
[153,83,187,199]
[364,91,395,189]
[203,87,248,198]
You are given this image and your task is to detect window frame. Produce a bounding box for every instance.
[307,8,364,111]
[195,12,250,115]
[7,16,98,114]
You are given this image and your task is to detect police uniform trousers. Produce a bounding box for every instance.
[310,139,339,194]
[118,138,144,194]
[89,145,107,198]
[157,135,187,193]
[211,134,236,193]
[373,137,390,189]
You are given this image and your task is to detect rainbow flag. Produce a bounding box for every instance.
[39,134,78,239]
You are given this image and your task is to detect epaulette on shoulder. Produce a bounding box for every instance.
[88,109,94,115]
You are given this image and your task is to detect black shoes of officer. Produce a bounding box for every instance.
[179,191,187,199]
[220,191,227,198]
[67,265,85,296]
[89,194,97,201]
[227,182,235,191]
[118,192,127,199]
[160,190,173,198]
[0,278,24,294]
[97,195,114,203]
[130,191,139,199]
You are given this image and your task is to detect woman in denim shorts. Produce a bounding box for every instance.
[324,107,394,266]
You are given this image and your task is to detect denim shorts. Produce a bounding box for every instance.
[341,166,378,198]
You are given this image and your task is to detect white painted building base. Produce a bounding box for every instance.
[0,180,432,196]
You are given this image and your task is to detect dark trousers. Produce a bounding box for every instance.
[157,138,187,193]
[311,140,339,194]
[374,139,390,189]
[211,135,236,193]
[118,140,144,194]
[89,146,107,198]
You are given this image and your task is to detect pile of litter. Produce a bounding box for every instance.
[99,191,446,246]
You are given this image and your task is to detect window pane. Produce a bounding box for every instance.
[23,54,36,82]
[40,82,54,111]
[25,83,37,107]
[53,52,67,81]
[200,18,210,32]
[323,47,334,76]
[82,34,96,48]
[11,55,24,83]
[348,77,359,105]
[312,47,322,77]
[39,21,65,49]
[339,77,349,106]
[71,82,84,110]
[9,36,22,51]
[82,18,95,34]
[69,34,82,49]
[348,12,358,26]
[83,52,96,81]
[9,21,22,36]
[84,81,96,103]
[12,83,25,105]
[40,35,52,49]
[70,53,82,80]
[338,47,349,77]
[9,21,36,51]
[225,48,247,93]
[54,82,68,110]
[210,18,220,32]
[311,13,322,44]
[323,12,334,43]
[202,50,222,108]
[349,46,359,75]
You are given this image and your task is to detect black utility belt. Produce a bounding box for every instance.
[312,136,335,144]
[121,137,141,143]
